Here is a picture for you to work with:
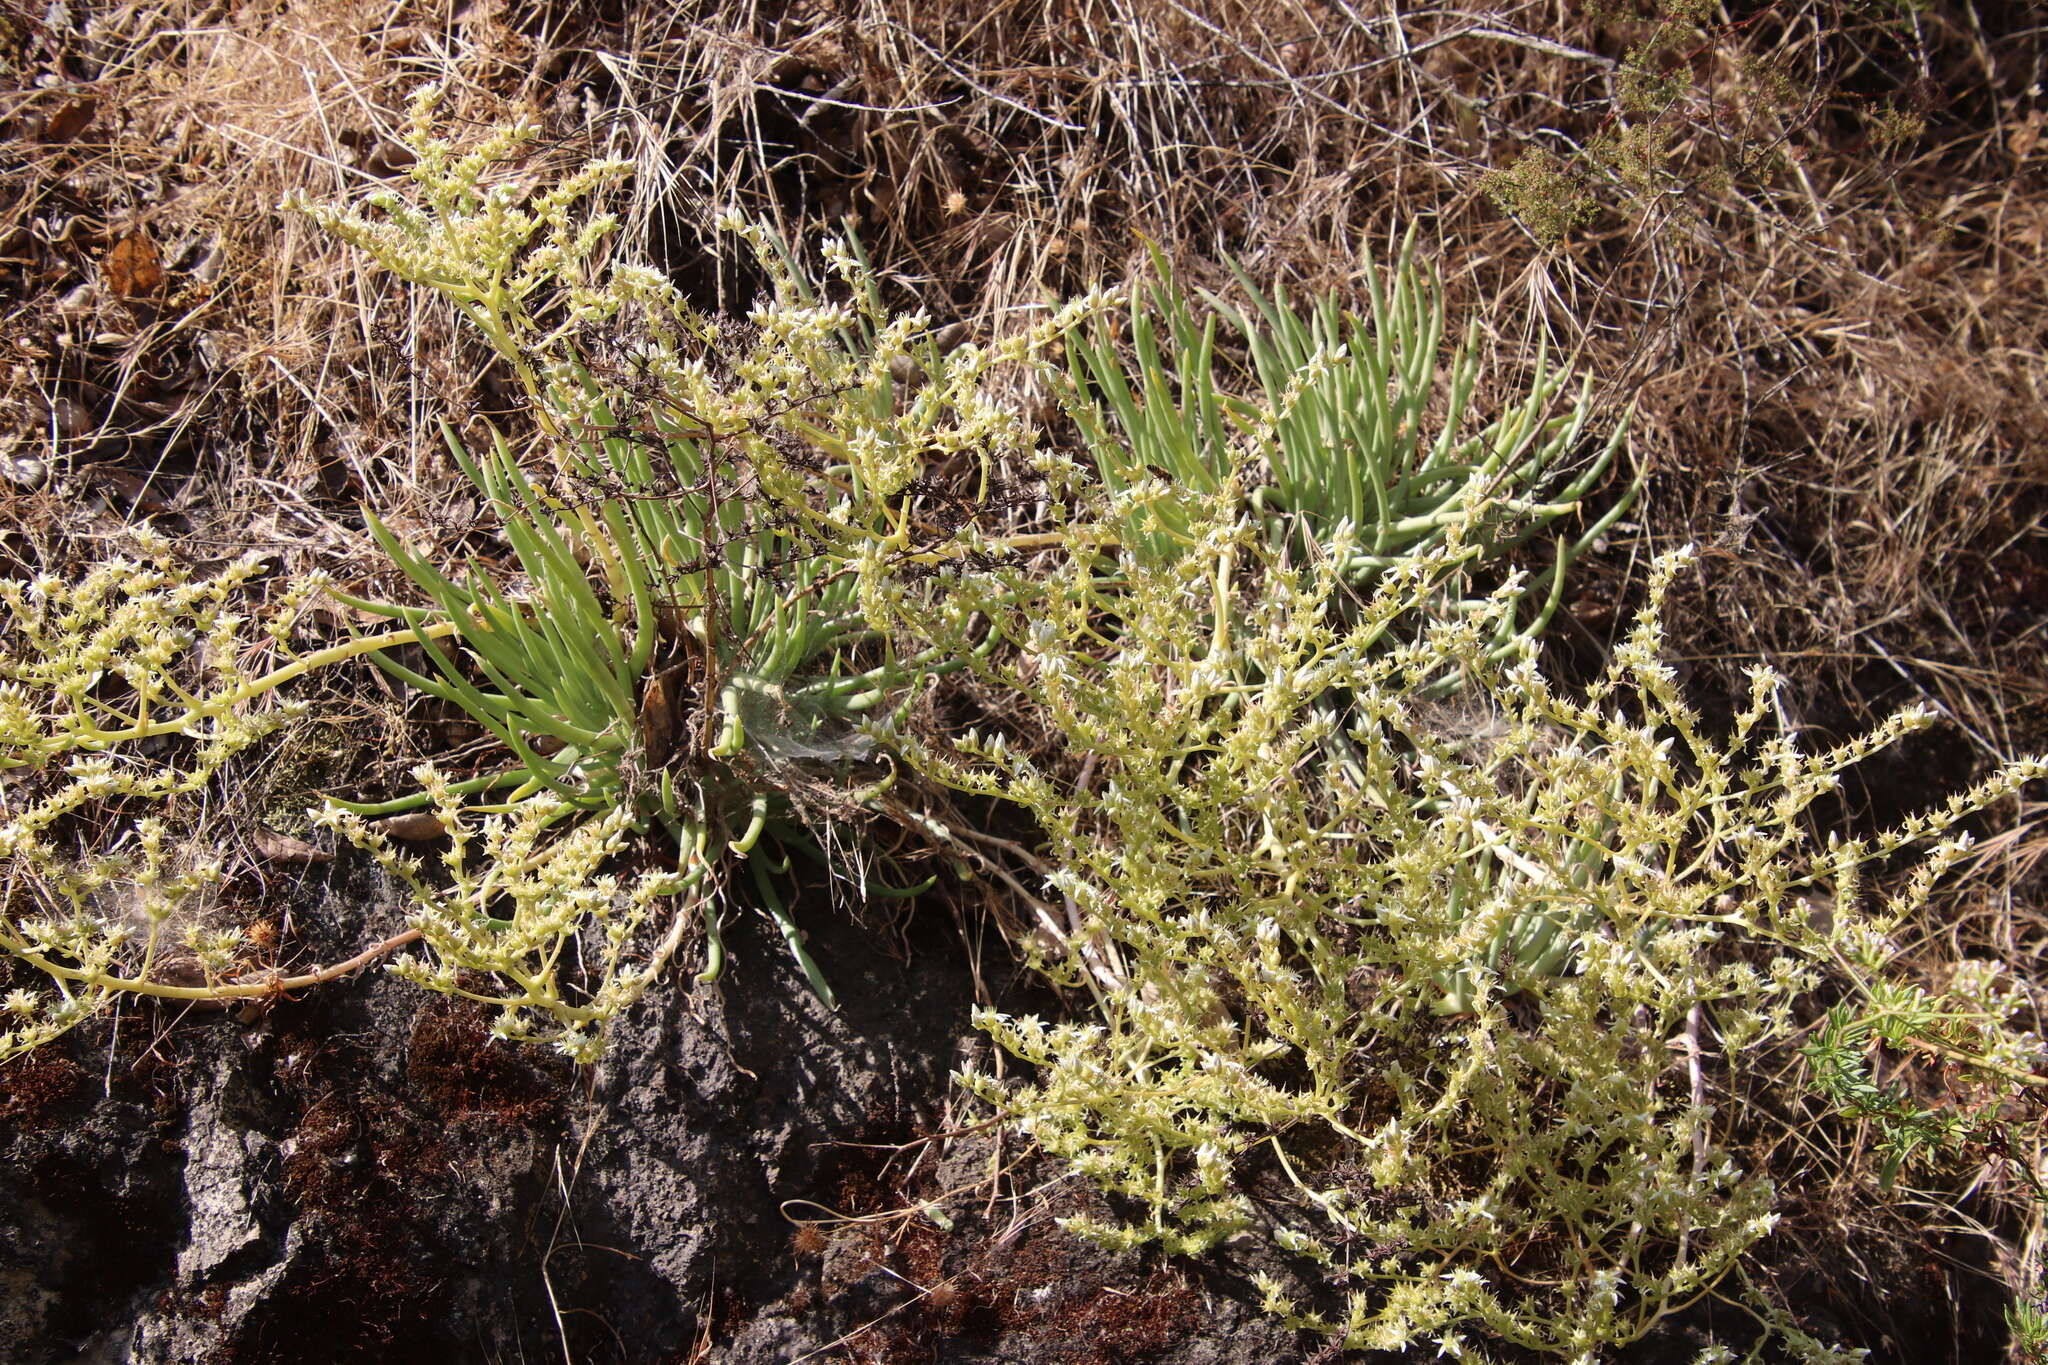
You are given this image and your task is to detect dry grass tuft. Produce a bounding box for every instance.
[1,1,603,568]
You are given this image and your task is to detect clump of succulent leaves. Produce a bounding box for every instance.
[294,87,1108,1054]
[1065,235,1631,616]
[877,465,2046,1358]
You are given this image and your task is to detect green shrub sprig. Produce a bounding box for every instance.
[317,767,692,1061]
[0,530,444,1058]
[882,469,2044,1359]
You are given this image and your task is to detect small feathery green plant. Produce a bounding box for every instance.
[0,529,448,1058]
[877,459,2045,1359]
[1801,963,2048,1362]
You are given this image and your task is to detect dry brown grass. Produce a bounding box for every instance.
[3,0,2045,1354]
[9,2,2039,738]
[600,0,2047,744]
[1,1,597,566]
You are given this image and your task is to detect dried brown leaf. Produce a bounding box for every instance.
[251,825,333,864]
[41,97,95,142]
[102,232,164,299]
[374,810,450,841]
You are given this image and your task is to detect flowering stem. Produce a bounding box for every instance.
[48,623,459,754]
[14,928,425,1002]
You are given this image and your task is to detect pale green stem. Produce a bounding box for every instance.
[13,928,424,1002]
[36,623,457,755]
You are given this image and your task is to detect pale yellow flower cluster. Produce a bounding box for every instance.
[886,479,2044,1358]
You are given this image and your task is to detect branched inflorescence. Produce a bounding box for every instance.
[317,768,689,1062]
[0,530,424,1057]
[885,474,2045,1359]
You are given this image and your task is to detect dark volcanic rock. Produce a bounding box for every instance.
[0,851,1294,1365]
